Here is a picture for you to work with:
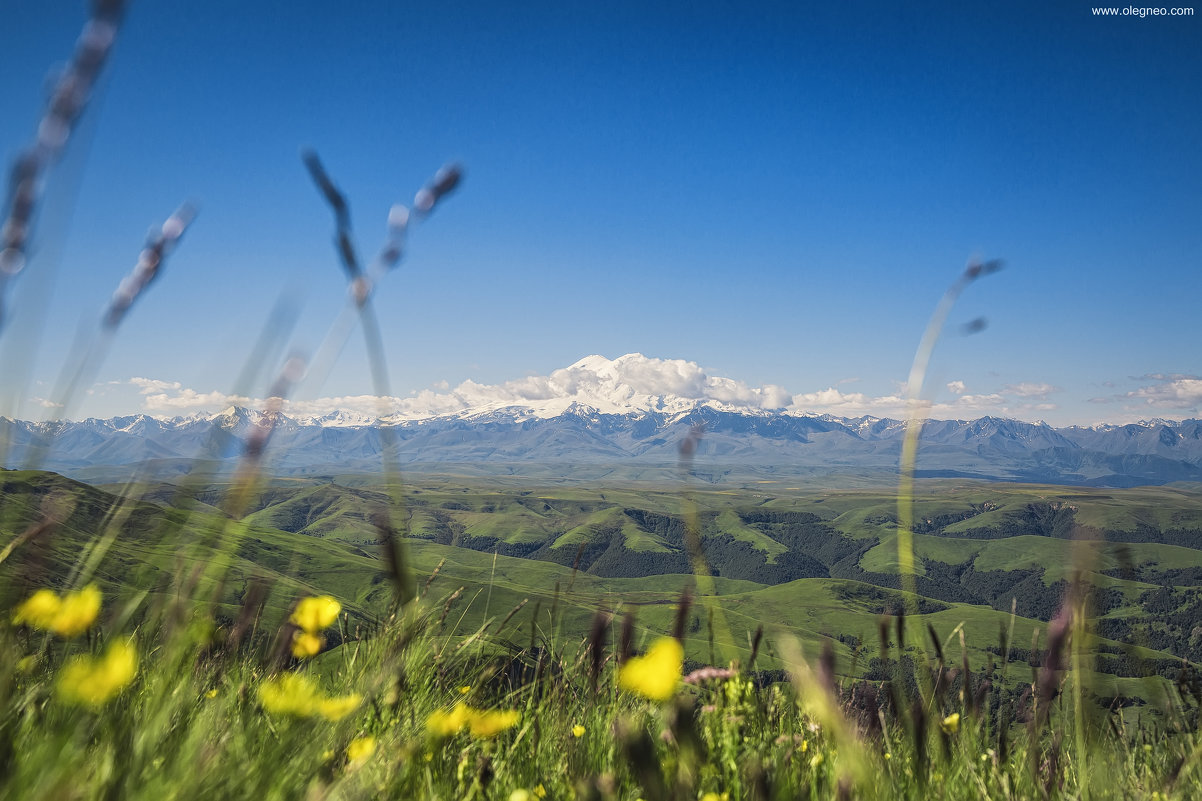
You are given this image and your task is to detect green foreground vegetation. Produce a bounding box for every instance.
[3,467,1202,799]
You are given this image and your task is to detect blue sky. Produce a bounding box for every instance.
[1,0,1199,426]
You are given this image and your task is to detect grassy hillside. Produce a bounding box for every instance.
[8,467,1202,800]
[5,468,1201,696]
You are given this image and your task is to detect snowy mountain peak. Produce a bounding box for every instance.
[379,353,792,423]
[297,409,379,428]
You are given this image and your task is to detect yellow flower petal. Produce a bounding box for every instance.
[52,585,102,637]
[13,589,62,628]
[259,673,321,717]
[291,631,324,659]
[346,736,376,764]
[14,585,101,638]
[618,637,683,702]
[57,640,137,706]
[290,596,341,634]
[941,712,960,734]
[572,724,586,738]
[427,702,472,737]
[468,708,519,738]
[258,673,360,720]
[427,703,519,738]
[317,694,362,721]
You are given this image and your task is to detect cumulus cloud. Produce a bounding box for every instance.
[789,387,898,411]
[1076,375,1202,424]
[116,357,1072,423]
[404,354,795,416]
[783,386,1006,420]
[1125,376,1202,408]
[130,378,181,394]
[130,377,253,412]
[121,354,798,420]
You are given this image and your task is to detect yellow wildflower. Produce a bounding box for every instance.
[941,712,961,734]
[57,640,137,707]
[572,724,586,738]
[347,736,376,765]
[618,637,683,702]
[427,702,519,738]
[428,702,472,736]
[291,631,324,659]
[54,585,102,636]
[260,673,320,716]
[468,708,520,738]
[259,673,360,720]
[290,596,341,633]
[458,685,472,694]
[205,688,219,699]
[509,792,532,801]
[533,785,547,798]
[317,694,362,721]
[13,589,61,628]
[14,585,101,638]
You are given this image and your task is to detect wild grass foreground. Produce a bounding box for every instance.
[2,566,1202,801]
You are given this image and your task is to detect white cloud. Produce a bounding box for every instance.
[1075,375,1202,424]
[1004,382,1060,399]
[119,354,797,420]
[1126,377,1202,408]
[129,377,253,412]
[130,377,182,394]
[112,357,1066,424]
[783,386,1007,420]
[408,354,795,416]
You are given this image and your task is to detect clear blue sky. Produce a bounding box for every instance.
[1,0,1199,425]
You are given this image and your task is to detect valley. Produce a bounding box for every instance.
[4,466,1199,709]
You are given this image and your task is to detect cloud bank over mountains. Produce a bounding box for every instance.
[95,354,1197,425]
[129,354,795,421]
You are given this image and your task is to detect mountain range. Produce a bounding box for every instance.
[4,401,1202,487]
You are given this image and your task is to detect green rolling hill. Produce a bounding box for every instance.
[3,467,1200,707]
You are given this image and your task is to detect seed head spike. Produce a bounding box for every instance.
[413,162,463,214]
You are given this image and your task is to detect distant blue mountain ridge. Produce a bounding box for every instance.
[3,405,1202,487]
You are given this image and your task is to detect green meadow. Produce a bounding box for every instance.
[4,466,1202,798]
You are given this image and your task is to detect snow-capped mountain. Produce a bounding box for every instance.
[319,354,796,424]
[4,400,1202,487]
